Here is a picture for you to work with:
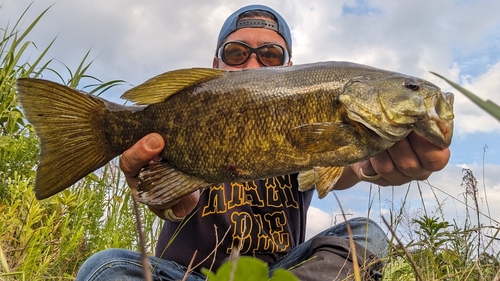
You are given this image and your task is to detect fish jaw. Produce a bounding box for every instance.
[413,91,454,148]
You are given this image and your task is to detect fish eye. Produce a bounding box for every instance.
[404,78,420,91]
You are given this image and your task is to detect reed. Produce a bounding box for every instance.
[0,4,160,280]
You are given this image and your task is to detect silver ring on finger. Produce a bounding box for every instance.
[164,208,185,222]
[360,168,381,181]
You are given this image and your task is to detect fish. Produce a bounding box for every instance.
[16,61,454,205]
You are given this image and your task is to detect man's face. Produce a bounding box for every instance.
[213,19,291,70]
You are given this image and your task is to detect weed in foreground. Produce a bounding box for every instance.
[383,168,500,281]
[0,3,157,279]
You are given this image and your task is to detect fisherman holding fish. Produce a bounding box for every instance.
[23,4,451,281]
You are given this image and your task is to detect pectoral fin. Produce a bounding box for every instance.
[288,122,350,153]
[298,166,345,198]
[137,161,212,205]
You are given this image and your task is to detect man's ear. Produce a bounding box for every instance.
[212,57,219,68]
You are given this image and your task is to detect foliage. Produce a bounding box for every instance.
[0,4,160,280]
[202,256,299,281]
[0,3,51,132]
[383,170,500,281]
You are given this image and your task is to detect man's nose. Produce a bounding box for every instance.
[244,54,262,69]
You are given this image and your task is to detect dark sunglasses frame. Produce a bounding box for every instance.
[217,41,290,67]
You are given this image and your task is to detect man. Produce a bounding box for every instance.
[77,5,450,281]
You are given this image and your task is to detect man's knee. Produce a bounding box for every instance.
[325,217,389,258]
[76,248,142,280]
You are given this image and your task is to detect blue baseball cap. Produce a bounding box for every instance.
[216,5,292,52]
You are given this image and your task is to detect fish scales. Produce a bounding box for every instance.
[16,61,454,204]
[106,64,378,181]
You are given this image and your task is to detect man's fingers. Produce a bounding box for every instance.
[119,133,165,177]
[408,132,450,172]
[148,190,201,219]
[171,190,201,217]
[356,139,421,186]
[386,136,427,179]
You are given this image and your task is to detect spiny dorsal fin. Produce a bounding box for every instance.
[121,68,227,105]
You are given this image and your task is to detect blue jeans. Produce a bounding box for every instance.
[76,217,388,281]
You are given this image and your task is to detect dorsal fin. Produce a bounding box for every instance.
[121,68,227,105]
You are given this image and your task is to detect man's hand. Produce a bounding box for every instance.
[119,133,200,220]
[336,131,451,189]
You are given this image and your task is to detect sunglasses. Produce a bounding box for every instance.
[217,41,290,67]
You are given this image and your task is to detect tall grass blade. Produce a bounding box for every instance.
[0,244,9,272]
[431,72,500,121]
[23,38,57,76]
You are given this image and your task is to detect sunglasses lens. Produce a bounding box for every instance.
[220,42,288,67]
[257,45,285,66]
[222,43,250,65]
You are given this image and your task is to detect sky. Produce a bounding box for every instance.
[2,0,500,242]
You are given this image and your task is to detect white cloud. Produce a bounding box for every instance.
[461,61,500,108]
[4,0,499,85]
[305,206,333,239]
[449,61,500,135]
[305,205,370,240]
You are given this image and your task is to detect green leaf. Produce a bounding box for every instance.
[86,172,100,182]
[202,257,298,281]
[431,72,500,122]
[0,135,14,149]
[270,268,299,281]
[204,257,268,281]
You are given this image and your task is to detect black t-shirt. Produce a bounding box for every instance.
[155,173,314,271]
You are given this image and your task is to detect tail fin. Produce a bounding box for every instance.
[16,78,118,199]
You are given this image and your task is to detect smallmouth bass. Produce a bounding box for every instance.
[16,61,454,205]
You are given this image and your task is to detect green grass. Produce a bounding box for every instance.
[0,4,160,280]
[381,170,500,281]
[1,3,499,281]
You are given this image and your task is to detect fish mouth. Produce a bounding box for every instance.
[415,117,453,148]
[413,91,454,148]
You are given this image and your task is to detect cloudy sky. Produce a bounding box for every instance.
[3,0,500,240]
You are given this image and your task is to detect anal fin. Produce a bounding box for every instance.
[298,166,344,199]
[137,161,212,205]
